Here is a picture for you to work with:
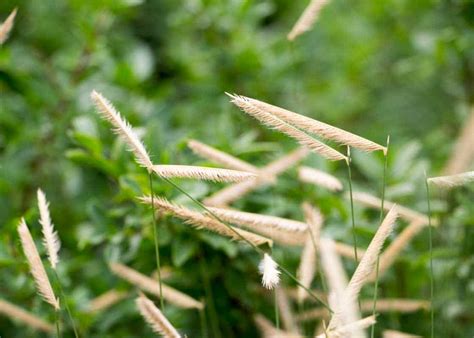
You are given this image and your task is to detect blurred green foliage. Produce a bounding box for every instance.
[0,0,473,337]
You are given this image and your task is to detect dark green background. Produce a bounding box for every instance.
[1,0,473,336]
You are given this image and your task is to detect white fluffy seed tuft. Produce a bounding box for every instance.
[259,254,281,290]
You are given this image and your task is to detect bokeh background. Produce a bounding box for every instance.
[1,0,473,337]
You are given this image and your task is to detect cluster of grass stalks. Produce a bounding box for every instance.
[2,4,474,338]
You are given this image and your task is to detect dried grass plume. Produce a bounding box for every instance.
[428,171,474,189]
[368,219,426,281]
[0,8,17,44]
[298,166,343,191]
[383,330,422,338]
[443,107,474,175]
[206,206,308,232]
[136,293,181,338]
[18,219,60,310]
[297,203,323,302]
[297,298,429,322]
[91,90,153,171]
[237,94,386,154]
[316,316,376,338]
[350,191,430,225]
[0,298,54,333]
[37,189,60,270]
[88,290,128,313]
[254,314,301,338]
[275,287,301,334]
[152,164,256,182]
[227,93,347,161]
[187,139,259,173]
[319,238,362,335]
[328,206,398,330]
[109,262,203,310]
[287,0,329,41]
[203,148,309,206]
[140,195,272,246]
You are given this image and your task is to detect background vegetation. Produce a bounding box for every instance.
[1,0,473,336]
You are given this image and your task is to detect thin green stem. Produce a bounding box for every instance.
[199,255,221,338]
[346,147,362,313]
[160,177,333,312]
[199,305,208,338]
[274,288,280,329]
[53,270,79,338]
[289,41,299,106]
[55,309,61,338]
[277,265,331,312]
[346,147,359,263]
[370,138,390,338]
[424,172,435,338]
[149,173,164,311]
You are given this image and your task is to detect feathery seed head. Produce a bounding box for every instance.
[299,166,343,191]
[203,148,309,207]
[0,8,17,44]
[317,316,376,338]
[287,0,329,41]
[0,299,54,333]
[88,290,128,312]
[18,219,60,310]
[207,206,308,232]
[228,93,347,162]
[235,93,386,154]
[37,189,60,270]
[152,164,256,182]
[109,262,204,309]
[328,206,398,330]
[428,171,474,189]
[90,90,153,171]
[259,254,280,289]
[443,108,474,175]
[187,139,259,174]
[136,293,181,338]
[140,195,272,246]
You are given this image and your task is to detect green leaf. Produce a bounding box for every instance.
[199,233,238,258]
[171,237,198,267]
[66,149,119,177]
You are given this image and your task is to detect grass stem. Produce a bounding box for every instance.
[424,171,435,338]
[346,147,359,263]
[370,136,390,338]
[53,270,79,338]
[55,309,61,338]
[274,288,280,329]
[149,173,164,311]
[199,303,208,338]
[346,147,362,313]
